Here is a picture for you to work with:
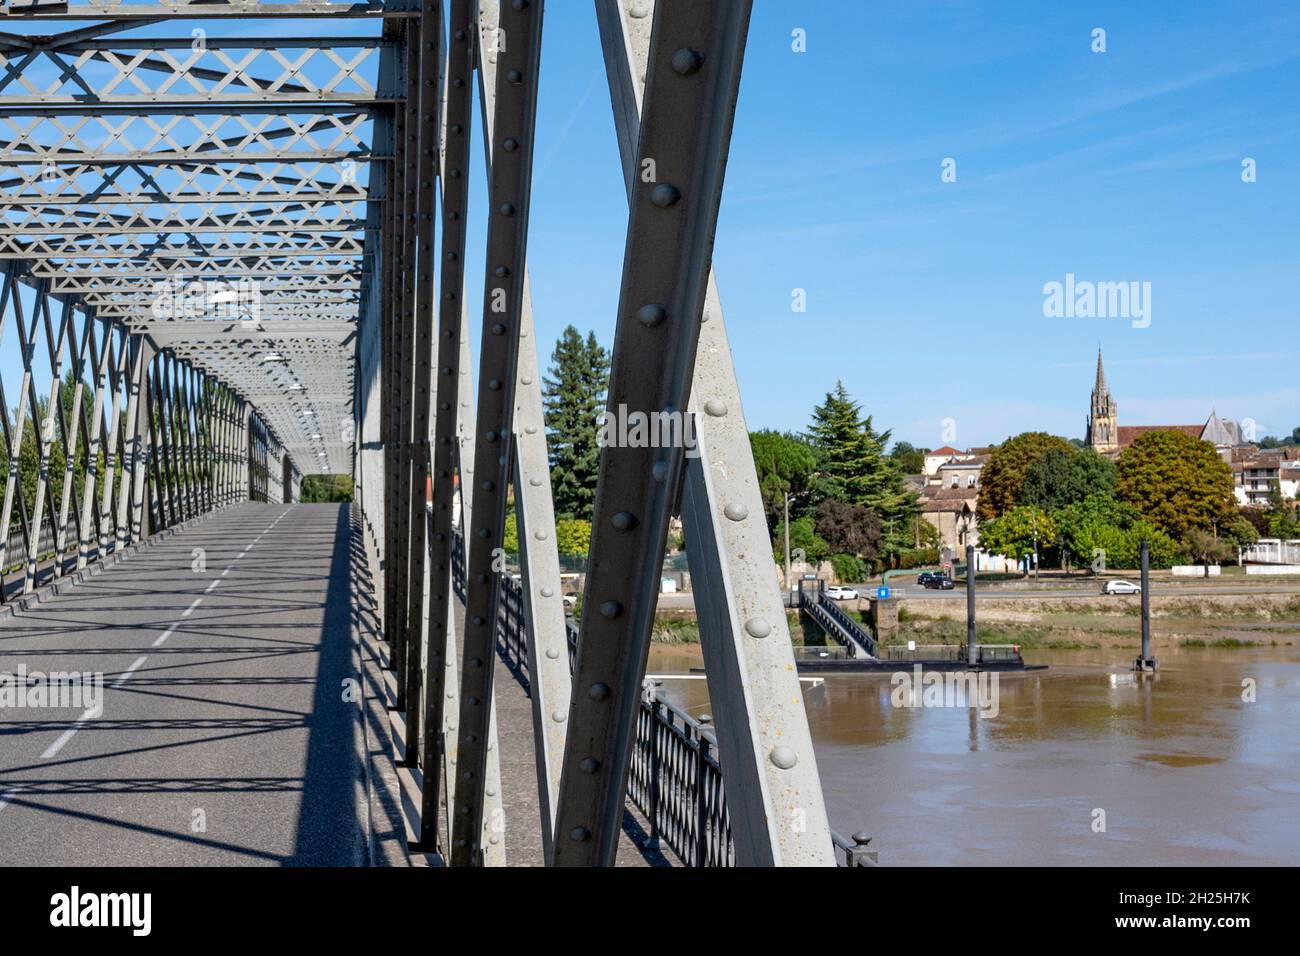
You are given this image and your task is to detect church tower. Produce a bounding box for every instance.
[1087,349,1119,456]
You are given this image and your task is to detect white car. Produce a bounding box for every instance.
[1103,580,1141,595]
[824,585,859,600]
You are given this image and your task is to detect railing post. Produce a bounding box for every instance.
[695,729,711,867]
[966,544,977,667]
[647,697,662,851]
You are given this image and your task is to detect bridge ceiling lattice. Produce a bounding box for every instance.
[0,0,410,473]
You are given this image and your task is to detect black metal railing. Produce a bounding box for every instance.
[486,569,873,867]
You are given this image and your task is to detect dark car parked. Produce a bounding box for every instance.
[924,574,955,590]
[917,571,936,585]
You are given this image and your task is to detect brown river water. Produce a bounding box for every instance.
[647,635,1300,866]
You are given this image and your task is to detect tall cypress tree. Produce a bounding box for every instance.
[806,380,919,558]
[542,326,610,521]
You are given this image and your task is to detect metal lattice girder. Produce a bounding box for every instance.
[551,0,754,866]
[595,0,834,864]
[0,233,367,258]
[0,162,370,204]
[0,39,393,107]
[48,274,361,294]
[34,257,361,278]
[449,0,545,866]
[0,110,375,164]
[0,201,366,235]
[0,1,411,18]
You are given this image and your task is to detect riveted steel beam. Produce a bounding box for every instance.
[449,0,545,867]
[594,0,835,866]
[551,0,754,867]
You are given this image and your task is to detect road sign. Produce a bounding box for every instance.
[876,586,890,600]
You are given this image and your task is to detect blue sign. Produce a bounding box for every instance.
[876,586,890,600]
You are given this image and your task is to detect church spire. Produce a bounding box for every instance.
[1094,347,1108,397]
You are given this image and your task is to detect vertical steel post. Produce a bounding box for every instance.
[449,0,546,866]
[967,544,977,667]
[553,0,760,866]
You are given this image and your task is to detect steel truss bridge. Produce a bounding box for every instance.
[0,0,857,868]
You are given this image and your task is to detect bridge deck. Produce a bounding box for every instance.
[0,503,367,866]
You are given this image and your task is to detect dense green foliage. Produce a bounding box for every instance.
[977,432,1073,520]
[542,326,610,522]
[1116,430,1236,539]
[300,474,353,502]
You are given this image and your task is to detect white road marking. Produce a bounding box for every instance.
[205,578,220,593]
[181,597,203,617]
[152,627,175,648]
[113,655,148,689]
[0,787,25,814]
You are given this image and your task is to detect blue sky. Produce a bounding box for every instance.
[509,0,1300,449]
[2,1,1297,453]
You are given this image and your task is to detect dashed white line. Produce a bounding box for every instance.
[181,597,203,617]
[205,578,221,593]
[152,627,175,648]
[112,655,148,689]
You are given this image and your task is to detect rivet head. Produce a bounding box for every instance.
[599,600,622,619]
[704,399,728,417]
[472,616,486,626]
[770,746,798,770]
[545,647,560,659]
[503,138,519,152]
[649,183,680,208]
[612,511,636,531]
[491,323,506,335]
[589,682,611,701]
[745,617,772,639]
[551,710,566,722]
[579,757,600,773]
[486,431,499,443]
[507,69,523,84]
[670,48,704,75]
[637,304,666,327]
[488,379,502,391]
[652,460,670,483]
[494,265,511,278]
[500,203,516,216]
[570,827,590,842]
[540,586,554,598]
[724,503,749,521]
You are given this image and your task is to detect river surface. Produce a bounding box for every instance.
[646,641,1300,866]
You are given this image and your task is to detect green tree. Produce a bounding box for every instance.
[889,440,927,475]
[806,381,918,563]
[974,505,1057,570]
[543,326,610,522]
[781,514,829,564]
[977,431,1072,520]
[749,429,817,537]
[1117,430,1235,540]
[555,517,592,558]
[1019,447,1117,511]
[1183,528,1234,575]
[813,498,881,564]
[300,474,353,502]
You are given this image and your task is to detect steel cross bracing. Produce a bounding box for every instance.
[0,7,402,474]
